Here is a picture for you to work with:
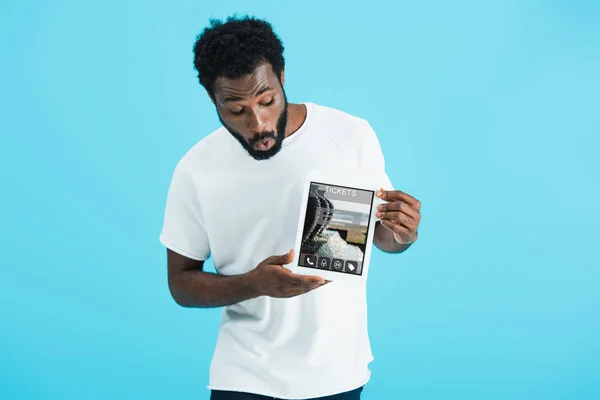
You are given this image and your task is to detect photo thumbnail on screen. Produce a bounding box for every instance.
[299,182,374,276]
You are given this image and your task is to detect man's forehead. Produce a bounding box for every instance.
[214,64,275,96]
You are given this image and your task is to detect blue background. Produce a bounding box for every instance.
[1,1,599,399]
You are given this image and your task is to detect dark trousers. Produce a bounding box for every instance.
[210,386,363,400]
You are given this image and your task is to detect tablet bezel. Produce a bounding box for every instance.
[290,170,384,285]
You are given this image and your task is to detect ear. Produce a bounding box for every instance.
[279,69,285,87]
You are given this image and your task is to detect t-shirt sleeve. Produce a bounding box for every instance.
[159,162,211,261]
[361,120,394,190]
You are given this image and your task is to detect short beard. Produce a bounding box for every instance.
[218,96,289,161]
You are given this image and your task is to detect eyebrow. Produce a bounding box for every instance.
[223,86,273,103]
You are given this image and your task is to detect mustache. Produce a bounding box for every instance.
[248,131,277,145]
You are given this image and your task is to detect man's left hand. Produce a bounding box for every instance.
[375,188,421,245]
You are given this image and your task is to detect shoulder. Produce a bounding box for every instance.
[174,126,232,176]
[311,102,371,131]
[310,102,381,147]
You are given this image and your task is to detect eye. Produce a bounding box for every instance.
[262,98,274,106]
[231,108,244,116]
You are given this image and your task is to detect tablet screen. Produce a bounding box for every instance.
[298,181,375,276]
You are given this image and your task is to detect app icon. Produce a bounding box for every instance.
[304,254,318,268]
[331,258,344,271]
[318,257,331,269]
[345,260,358,273]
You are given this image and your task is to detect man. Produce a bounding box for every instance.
[159,15,422,400]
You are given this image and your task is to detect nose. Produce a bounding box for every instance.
[246,108,267,132]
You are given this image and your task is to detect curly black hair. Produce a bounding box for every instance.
[192,15,285,96]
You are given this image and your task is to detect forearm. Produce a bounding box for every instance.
[373,222,414,253]
[168,269,259,308]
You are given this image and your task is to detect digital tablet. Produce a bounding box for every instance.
[290,170,385,285]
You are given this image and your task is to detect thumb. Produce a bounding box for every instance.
[266,249,294,265]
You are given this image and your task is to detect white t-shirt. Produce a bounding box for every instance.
[159,102,393,399]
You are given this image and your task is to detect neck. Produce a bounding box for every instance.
[284,103,307,138]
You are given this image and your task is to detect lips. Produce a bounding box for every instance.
[254,138,273,150]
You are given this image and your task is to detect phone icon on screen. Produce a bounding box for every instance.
[304,254,318,267]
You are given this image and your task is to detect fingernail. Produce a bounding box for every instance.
[377,204,384,211]
[376,212,382,218]
[376,190,383,197]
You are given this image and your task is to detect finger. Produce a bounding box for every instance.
[279,269,324,285]
[376,189,408,203]
[263,249,294,266]
[378,206,420,224]
[376,201,421,220]
[376,211,418,229]
[376,189,421,210]
[377,200,402,212]
[380,219,413,236]
[298,274,326,286]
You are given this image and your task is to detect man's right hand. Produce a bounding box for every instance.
[246,249,329,298]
